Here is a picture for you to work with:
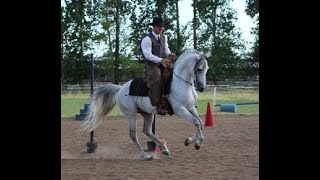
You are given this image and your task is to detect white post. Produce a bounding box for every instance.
[213,86,216,111]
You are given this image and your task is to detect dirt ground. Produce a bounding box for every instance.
[61,114,259,180]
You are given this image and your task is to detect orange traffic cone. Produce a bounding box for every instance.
[205,102,215,127]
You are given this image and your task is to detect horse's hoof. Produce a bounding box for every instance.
[142,154,153,160]
[184,138,190,146]
[195,143,201,150]
[143,155,153,160]
[162,150,170,155]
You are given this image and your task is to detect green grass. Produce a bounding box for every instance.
[61,89,259,117]
[61,93,123,117]
[196,89,259,115]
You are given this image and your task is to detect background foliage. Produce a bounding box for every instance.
[61,0,259,84]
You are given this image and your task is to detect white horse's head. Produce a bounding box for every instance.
[194,54,209,92]
[174,50,209,92]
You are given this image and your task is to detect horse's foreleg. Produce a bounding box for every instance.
[184,126,204,150]
[189,106,204,149]
[174,107,204,148]
[127,115,153,160]
[190,106,204,138]
[142,114,170,155]
[194,125,204,150]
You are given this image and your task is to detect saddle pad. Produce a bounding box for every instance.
[128,71,173,97]
[129,77,149,96]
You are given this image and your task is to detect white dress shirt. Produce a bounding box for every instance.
[141,31,171,63]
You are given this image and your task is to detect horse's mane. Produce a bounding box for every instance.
[176,50,202,63]
[181,49,202,56]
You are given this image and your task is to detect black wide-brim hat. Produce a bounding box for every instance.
[148,17,169,27]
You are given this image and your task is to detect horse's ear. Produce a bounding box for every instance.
[205,51,212,58]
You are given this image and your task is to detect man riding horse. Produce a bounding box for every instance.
[140,17,176,115]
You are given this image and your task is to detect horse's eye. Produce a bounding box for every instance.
[197,69,202,72]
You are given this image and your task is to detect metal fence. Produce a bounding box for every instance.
[61,82,259,94]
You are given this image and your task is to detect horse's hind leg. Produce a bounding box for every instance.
[125,113,153,160]
[142,113,170,155]
[117,85,153,160]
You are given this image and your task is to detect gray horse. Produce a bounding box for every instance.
[79,50,210,160]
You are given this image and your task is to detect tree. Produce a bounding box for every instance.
[195,0,245,82]
[192,0,198,49]
[61,6,66,84]
[61,0,258,84]
[103,0,131,84]
[245,0,259,18]
[128,0,182,59]
[245,0,259,77]
[62,0,103,84]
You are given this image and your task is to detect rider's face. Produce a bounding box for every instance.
[153,25,164,35]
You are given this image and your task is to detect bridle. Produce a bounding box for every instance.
[173,54,208,87]
[173,71,193,86]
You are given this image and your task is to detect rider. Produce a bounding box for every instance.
[141,17,176,115]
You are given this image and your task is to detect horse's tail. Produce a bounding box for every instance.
[78,84,121,133]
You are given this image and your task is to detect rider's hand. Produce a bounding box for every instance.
[169,53,177,62]
[161,58,171,65]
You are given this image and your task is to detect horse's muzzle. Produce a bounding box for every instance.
[196,81,205,92]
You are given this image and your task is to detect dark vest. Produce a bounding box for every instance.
[143,32,166,63]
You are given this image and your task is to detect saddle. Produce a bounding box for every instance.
[128,64,174,116]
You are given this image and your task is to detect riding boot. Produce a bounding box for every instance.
[145,62,167,115]
[157,104,167,115]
